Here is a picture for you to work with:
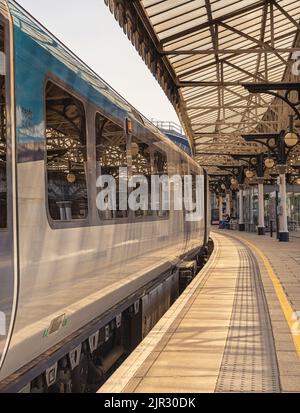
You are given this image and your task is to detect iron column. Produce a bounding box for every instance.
[238,185,245,231]
[277,165,289,242]
[219,195,223,223]
[257,177,265,235]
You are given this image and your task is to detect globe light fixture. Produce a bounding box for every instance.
[264,158,275,169]
[245,169,254,179]
[284,115,299,147]
[67,173,76,184]
[268,138,277,149]
[284,132,298,147]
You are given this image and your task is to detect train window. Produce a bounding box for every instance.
[180,160,189,213]
[0,23,7,229]
[191,172,197,212]
[154,151,168,176]
[131,137,152,218]
[131,108,145,126]
[95,112,128,219]
[45,81,88,221]
[153,150,169,218]
[181,163,198,214]
[181,160,189,176]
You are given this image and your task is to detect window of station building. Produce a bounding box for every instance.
[0,23,7,229]
[95,112,128,220]
[45,81,88,222]
[131,137,152,218]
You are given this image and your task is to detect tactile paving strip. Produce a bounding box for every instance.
[215,244,281,393]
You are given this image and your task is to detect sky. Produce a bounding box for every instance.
[16,0,180,125]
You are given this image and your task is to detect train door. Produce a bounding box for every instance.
[204,170,210,245]
[0,2,16,369]
[180,159,190,251]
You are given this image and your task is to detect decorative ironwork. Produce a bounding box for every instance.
[105,0,300,174]
[242,133,298,166]
[243,83,300,121]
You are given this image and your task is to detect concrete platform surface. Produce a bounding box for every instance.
[99,231,300,393]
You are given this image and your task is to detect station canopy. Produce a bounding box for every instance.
[104,0,300,175]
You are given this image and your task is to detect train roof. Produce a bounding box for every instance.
[6,0,200,168]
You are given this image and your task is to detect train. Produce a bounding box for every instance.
[0,0,210,392]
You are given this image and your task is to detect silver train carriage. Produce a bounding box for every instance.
[0,0,210,392]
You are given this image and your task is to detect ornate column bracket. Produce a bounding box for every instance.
[241,134,280,151]
[241,133,294,166]
[243,83,300,121]
[232,153,267,181]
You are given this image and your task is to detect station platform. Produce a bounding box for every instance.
[99,230,300,393]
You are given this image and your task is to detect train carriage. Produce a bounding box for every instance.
[0,0,210,392]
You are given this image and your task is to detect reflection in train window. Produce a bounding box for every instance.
[192,173,197,209]
[0,24,7,229]
[154,151,168,175]
[95,112,128,219]
[153,150,169,218]
[180,160,189,176]
[132,137,152,218]
[180,160,189,214]
[45,81,88,221]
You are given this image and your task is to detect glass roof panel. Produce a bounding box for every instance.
[106,0,300,171]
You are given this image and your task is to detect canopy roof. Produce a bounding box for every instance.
[105,0,300,174]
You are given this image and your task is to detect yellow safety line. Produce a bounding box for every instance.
[239,237,300,358]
